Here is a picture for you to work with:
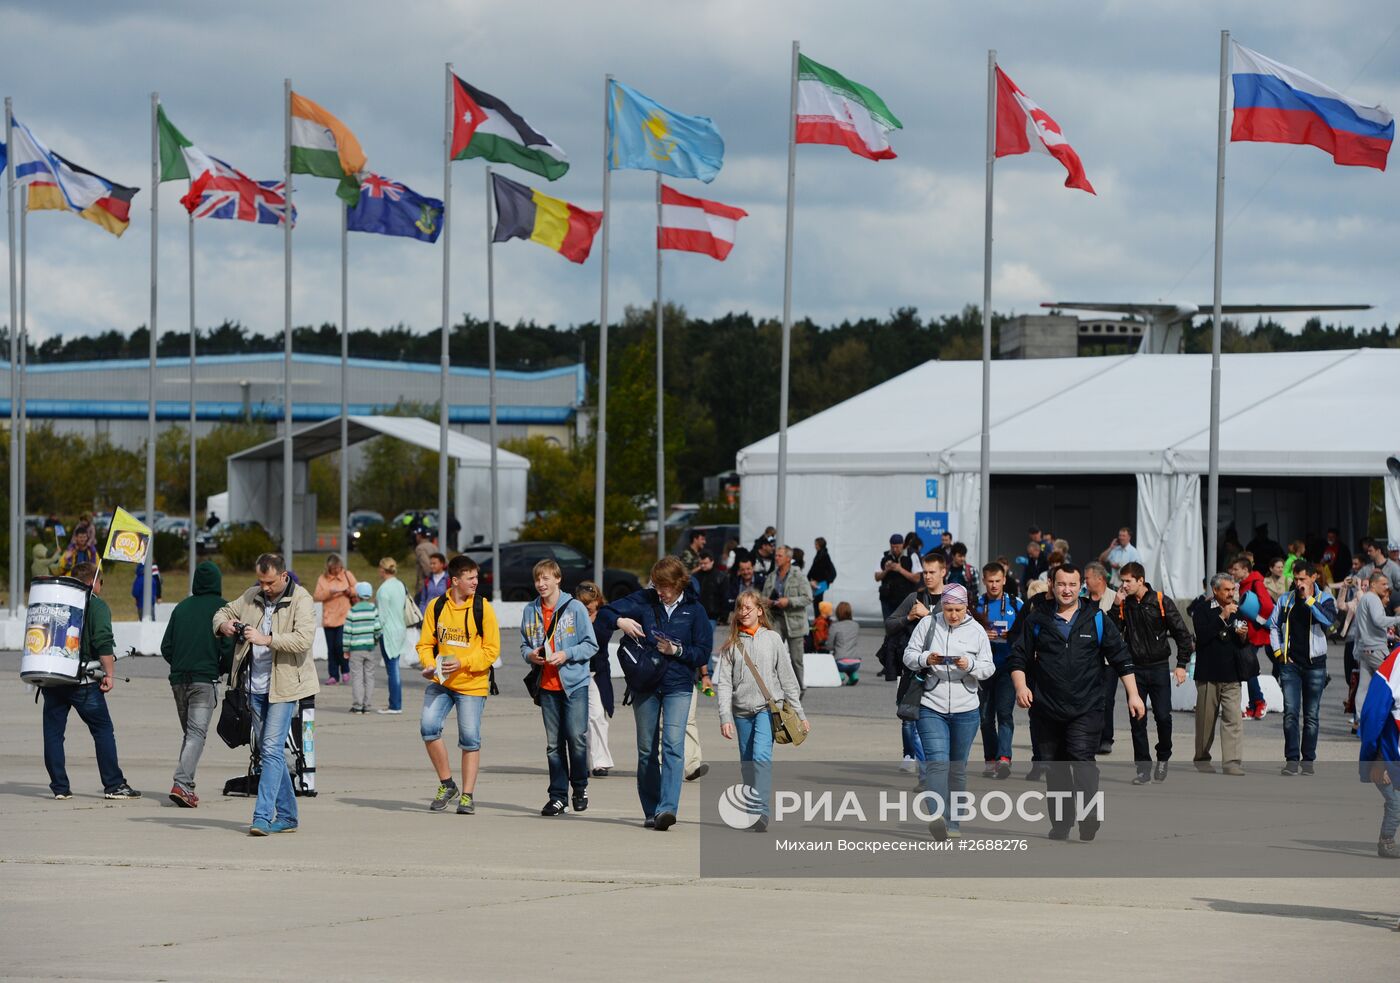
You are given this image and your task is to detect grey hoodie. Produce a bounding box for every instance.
[715,627,805,727]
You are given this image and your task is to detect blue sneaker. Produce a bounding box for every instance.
[268,819,298,834]
[249,819,273,836]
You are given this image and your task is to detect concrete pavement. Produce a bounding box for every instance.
[2,640,1396,981]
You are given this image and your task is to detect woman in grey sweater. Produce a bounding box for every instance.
[716,590,809,830]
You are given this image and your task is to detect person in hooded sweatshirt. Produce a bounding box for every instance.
[160,561,234,808]
[903,583,995,841]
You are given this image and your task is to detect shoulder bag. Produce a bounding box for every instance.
[740,643,807,746]
[216,652,252,749]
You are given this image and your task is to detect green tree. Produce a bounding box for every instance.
[194,421,276,512]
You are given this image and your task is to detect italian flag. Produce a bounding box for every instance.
[796,54,902,160]
[291,92,367,205]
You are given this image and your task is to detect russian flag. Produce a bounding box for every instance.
[1231,42,1393,170]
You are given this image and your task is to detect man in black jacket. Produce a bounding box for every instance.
[1111,562,1194,785]
[1010,564,1145,841]
[1188,574,1251,776]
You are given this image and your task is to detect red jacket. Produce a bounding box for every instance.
[1239,570,1274,647]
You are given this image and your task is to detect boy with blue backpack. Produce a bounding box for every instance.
[977,562,1022,779]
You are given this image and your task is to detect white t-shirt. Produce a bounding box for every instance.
[249,604,275,696]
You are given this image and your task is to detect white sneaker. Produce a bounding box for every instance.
[376,708,403,715]
[899,755,917,773]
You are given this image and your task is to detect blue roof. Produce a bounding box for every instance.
[0,399,574,425]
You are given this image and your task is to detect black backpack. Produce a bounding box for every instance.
[431,593,498,696]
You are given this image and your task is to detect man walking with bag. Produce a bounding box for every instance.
[768,545,813,693]
[161,561,234,807]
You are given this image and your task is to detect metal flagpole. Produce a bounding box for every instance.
[144,92,158,621]
[5,98,16,617]
[283,78,295,569]
[978,51,996,566]
[654,172,665,561]
[17,186,25,599]
[187,212,196,589]
[593,73,613,583]
[485,166,501,601]
[339,203,349,559]
[775,40,799,548]
[1207,30,1229,577]
[439,62,453,552]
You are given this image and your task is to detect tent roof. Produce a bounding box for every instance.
[228,415,530,470]
[737,348,1396,477]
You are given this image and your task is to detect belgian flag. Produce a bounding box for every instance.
[490,172,601,264]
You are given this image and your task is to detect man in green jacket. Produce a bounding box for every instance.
[161,561,234,808]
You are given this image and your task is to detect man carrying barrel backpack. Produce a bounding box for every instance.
[40,563,141,801]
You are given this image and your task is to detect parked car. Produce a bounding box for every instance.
[195,520,268,556]
[346,510,385,551]
[669,523,740,565]
[463,541,641,603]
[156,516,192,540]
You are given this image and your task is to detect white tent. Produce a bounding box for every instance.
[227,415,530,551]
[738,349,1400,619]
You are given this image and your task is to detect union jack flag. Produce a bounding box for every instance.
[179,157,296,226]
[361,173,405,201]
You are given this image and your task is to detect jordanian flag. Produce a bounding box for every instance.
[291,91,367,205]
[796,54,902,160]
[451,74,568,181]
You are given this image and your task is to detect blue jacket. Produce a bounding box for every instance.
[977,592,1023,668]
[598,585,713,695]
[519,594,598,695]
[1357,648,1400,785]
[1267,586,1337,668]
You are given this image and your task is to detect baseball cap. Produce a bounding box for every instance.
[355,581,373,599]
[889,533,903,544]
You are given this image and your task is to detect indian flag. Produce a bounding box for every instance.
[796,54,902,161]
[291,92,367,204]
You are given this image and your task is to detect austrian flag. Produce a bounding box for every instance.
[994,67,1095,194]
[658,184,747,260]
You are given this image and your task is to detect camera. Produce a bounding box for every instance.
[231,622,251,640]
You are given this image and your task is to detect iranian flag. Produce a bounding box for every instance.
[796,54,902,160]
[291,92,367,205]
[658,183,747,260]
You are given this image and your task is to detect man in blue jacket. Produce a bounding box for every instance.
[521,558,599,816]
[598,556,713,831]
[1268,560,1337,776]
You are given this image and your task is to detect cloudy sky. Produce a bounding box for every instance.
[4,0,1398,346]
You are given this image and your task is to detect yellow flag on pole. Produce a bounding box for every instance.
[102,508,153,564]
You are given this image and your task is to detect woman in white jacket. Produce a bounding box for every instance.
[716,590,809,831]
[902,583,994,840]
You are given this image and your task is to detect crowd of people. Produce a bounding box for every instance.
[27,519,1400,857]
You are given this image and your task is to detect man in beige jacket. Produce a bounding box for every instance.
[214,552,318,836]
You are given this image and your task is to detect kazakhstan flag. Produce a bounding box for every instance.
[608,80,724,183]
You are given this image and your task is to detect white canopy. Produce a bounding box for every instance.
[738,349,1400,618]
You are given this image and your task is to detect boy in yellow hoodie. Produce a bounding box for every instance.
[416,555,500,814]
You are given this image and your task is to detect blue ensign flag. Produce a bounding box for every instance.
[607,79,724,183]
[346,173,443,242]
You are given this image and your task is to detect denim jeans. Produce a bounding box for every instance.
[171,681,217,792]
[41,684,126,794]
[1128,666,1174,764]
[915,706,981,831]
[1278,662,1327,763]
[734,712,775,817]
[1377,780,1400,840]
[979,668,1016,761]
[419,683,485,751]
[379,639,402,711]
[539,686,590,801]
[250,693,298,826]
[901,720,925,762]
[323,625,346,681]
[632,687,692,819]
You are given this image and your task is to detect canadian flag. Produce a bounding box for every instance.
[658,183,748,260]
[994,66,1095,195]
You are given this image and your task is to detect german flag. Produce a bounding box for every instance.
[490,172,601,264]
[27,155,137,238]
